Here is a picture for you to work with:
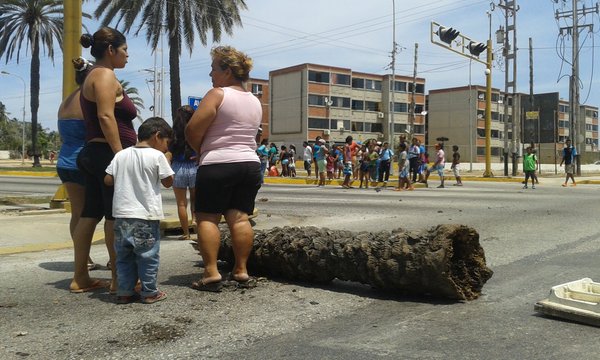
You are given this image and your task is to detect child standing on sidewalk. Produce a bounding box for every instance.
[104,117,175,304]
[523,146,538,189]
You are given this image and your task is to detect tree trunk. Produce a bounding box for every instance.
[219,224,493,301]
[30,34,41,167]
[168,30,181,123]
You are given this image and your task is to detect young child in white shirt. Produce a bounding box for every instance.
[104,117,175,304]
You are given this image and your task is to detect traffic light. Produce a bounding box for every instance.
[467,41,487,57]
[437,27,460,45]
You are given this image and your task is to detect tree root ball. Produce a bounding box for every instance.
[218,224,493,301]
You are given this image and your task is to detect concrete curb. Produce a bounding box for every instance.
[0,231,106,256]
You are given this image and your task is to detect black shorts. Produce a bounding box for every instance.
[195,161,261,215]
[77,142,115,220]
[57,167,85,186]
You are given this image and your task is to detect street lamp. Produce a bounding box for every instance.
[1,71,26,165]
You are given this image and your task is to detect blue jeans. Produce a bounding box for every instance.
[114,218,161,297]
[259,160,268,183]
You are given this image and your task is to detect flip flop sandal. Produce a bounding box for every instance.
[70,279,109,293]
[191,280,223,293]
[116,294,140,304]
[142,290,167,304]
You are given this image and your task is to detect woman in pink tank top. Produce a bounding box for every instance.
[186,46,262,292]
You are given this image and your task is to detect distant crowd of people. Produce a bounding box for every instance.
[256,135,463,190]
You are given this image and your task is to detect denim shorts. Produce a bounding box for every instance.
[57,167,85,186]
[172,160,197,189]
[429,164,445,177]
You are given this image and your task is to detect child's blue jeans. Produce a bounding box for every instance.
[114,218,161,298]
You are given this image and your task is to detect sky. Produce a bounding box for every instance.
[1,0,599,133]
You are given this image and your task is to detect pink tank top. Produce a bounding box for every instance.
[199,87,262,165]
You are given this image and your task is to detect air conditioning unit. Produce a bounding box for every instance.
[377,112,384,119]
[339,127,345,132]
[323,129,331,135]
[256,90,263,95]
[377,133,385,139]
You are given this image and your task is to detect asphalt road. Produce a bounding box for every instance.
[1,179,600,359]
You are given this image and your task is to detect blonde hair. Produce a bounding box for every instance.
[211,46,253,82]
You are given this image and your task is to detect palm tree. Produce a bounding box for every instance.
[0,0,64,167]
[94,0,247,122]
[119,79,145,122]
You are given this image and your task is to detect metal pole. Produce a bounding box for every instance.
[390,0,396,148]
[469,59,473,171]
[484,38,493,177]
[570,0,580,175]
[409,43,418,140]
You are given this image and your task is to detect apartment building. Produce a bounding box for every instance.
[427,85,516,163]
[268,63,426,146]
[246,78,270,140]
[428,88,599,164]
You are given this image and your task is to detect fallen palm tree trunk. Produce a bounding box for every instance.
[218,224,493,300]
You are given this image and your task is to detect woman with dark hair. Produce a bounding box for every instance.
[57,57,96,270]
[185,45,262,291]
[169,105,197,240]
[70,27,136,294]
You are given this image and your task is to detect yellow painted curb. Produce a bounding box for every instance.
[0,170,58,177]
[0,231,105,256]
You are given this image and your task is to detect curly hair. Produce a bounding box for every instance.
[211,46,253,82]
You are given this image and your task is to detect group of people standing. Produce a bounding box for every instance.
[56,26,263,304]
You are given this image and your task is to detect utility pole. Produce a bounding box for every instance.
[409,43,418,139]
[555,0,599,175]
[389,0,397,149]
[495,0,519,176]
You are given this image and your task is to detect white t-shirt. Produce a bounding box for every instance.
[105,147,174,220]
[303,146,313,161]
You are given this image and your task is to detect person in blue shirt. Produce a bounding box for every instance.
[256,139,269,183]
[378,142,394,186]
[313,136,321,179]
[560,138,577,187]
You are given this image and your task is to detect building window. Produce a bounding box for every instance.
[308,118,329,129]
[331,96,351,108]
[308,70,330,83]
[391,81,407,92]
[364,101,380,112]
[408,83,425,94]
[333,73,351,86]
[351,122,363,132]
[491,93,499,102]
[365,79,382,91]
[559,120,569,128]
[251,83,263,95]
[391,102,408,113]
[308,94,326,106]
[393,123,407,133]
[413,125,425,134]
[492,112,499,121]
[491,130,500,139]
[352,100,364,110]
[370,123,383,133]
[331,119,350,130]
[352,78,365,89]
[477,128,485,138]
[559,105,569,113]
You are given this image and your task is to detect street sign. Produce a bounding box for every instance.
[188,96,203,110]
[526,111,539,120]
